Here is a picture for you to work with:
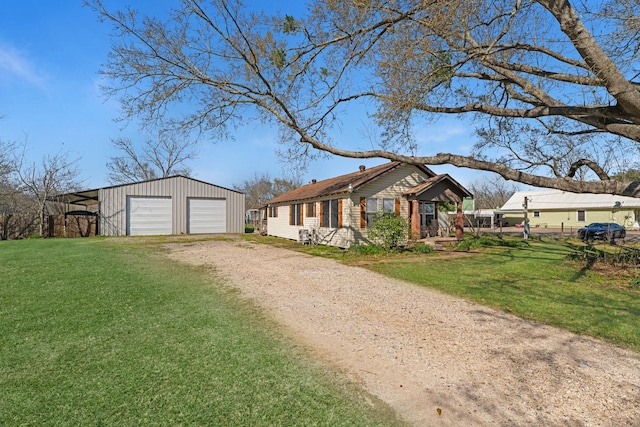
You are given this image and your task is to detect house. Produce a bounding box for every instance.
[262,162,472,248]
[56,175,245,236]
[498,189,640,230]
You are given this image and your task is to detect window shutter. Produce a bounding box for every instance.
[360,197,366,228]
[395,198,401,216]
[300,204,304,226]
[289,205,294,225]
[338,199,343,227]
[319,201,325,227]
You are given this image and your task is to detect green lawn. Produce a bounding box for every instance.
[0,238,403,426]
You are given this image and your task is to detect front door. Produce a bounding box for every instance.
[419,202,436,238]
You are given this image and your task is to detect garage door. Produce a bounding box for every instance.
[188,198,226,234]
[127,197,172,236]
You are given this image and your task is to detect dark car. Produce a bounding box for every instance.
[577,222,626,241]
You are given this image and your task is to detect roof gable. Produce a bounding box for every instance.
[404,174,472,201]
[266,162,436,205]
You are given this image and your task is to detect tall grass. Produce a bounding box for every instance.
[0,238,402,426]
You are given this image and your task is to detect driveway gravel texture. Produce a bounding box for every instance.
[166,238,640,426]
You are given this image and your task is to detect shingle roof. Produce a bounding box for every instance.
[265,162,436,205]
[404,174,473,199]
[501,189,640,210]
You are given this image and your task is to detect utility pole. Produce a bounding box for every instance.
[523,196,530,239]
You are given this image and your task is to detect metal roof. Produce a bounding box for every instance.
[500,189,640,211]
[54,175,243,206]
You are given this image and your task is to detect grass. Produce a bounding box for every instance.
[0,238,404,426]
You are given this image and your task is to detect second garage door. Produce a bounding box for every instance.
[188,198,226,233]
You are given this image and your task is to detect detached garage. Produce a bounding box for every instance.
[59,176,245,236]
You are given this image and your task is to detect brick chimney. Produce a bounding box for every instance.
[359,165,366,172]
[311,179,317,184]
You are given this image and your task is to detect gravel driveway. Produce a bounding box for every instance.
[167,238,640,426]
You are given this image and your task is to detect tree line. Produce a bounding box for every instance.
[0,127,299,239]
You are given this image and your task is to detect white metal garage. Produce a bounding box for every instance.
[188,198,226,233]
[127,196,173,236]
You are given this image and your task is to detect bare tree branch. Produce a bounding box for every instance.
[85,0,640,197]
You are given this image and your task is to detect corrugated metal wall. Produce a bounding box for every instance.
[98,176,245,236]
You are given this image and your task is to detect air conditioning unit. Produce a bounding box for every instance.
[298,229,310,244]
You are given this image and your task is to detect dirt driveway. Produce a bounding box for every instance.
[167,238,640,426]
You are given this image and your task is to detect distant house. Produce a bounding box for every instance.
[498,189,640,230]
[262,162,472,248]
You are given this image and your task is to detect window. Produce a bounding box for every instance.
[533,211,540,218]
[366,198,378,227]
[577,210,586,222]
[268,206,278,217]
[383,198,395,213]
[290,203,303,226]
[306,202,316,217]
[320,199,342,228]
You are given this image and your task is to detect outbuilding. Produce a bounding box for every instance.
[58,175,245,236]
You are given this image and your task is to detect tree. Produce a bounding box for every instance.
[106,132,197,185]
[469,177,520,210]
[87,0,640,196]
[17,148,82,237]
[0,138,23,239]
[234,173,301,209]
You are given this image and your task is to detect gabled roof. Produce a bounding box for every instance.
[500,189,640,211]
[266,162,436,205]
[404,174,472,200]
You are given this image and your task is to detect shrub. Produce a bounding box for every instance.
[367,212,408,252]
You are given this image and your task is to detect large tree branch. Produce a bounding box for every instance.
[297,132,640,196]
[538,0,640,121]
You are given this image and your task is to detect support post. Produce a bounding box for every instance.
[455,201,464,240]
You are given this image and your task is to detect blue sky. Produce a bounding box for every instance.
[0,0,489,191]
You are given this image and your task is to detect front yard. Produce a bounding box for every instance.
[0,238,402,426]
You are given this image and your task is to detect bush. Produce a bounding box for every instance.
[367,212,408,252]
